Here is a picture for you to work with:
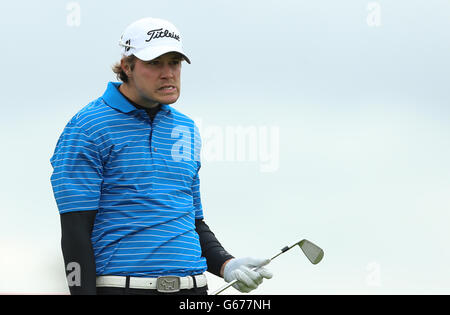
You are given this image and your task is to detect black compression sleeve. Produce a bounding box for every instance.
[195,219,234,277]
[60,211,98,295]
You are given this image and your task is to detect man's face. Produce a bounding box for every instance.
[129,52,183,106]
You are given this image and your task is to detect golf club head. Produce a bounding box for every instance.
[298,239,324,265]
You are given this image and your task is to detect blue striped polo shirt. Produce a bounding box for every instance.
[50,82,208,277]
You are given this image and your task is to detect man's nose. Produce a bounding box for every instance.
[160,63,174,79]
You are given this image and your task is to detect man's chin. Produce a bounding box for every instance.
[158,96,179,105]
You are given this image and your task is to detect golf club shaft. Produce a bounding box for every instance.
[211,244,296,295]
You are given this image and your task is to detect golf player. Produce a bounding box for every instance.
[50,17,272,295]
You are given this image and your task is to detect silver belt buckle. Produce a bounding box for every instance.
[156,276,181,293]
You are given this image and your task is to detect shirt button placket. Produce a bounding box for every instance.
[149,114,157,155]
[149,124,154,155]
[150,111,162,155]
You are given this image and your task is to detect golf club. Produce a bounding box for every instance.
[211,239,324,295]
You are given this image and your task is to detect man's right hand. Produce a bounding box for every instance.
[222,257,273,293]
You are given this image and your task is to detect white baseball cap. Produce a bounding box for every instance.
[119,17,191,64]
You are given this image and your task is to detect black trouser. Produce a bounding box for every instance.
[96,286,208,295]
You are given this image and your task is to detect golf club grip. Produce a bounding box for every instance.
[211,247,290,295]
[211,265,265,295]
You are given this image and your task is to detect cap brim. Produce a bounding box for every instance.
[133,45,191,64]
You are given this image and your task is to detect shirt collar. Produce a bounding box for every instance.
[101,82,172,114]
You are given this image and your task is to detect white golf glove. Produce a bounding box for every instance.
[223,257,273,293]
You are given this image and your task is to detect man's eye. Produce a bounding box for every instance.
[147,60,160,66]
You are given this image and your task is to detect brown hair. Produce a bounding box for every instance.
[111,55,137,83]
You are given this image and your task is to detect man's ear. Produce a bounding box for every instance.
[120,58,132,77]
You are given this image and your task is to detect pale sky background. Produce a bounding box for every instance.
[0,0,449,294]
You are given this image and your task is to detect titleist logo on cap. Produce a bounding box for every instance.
[146,28,180,42]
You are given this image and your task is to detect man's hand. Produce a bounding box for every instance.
[223,257,273,293]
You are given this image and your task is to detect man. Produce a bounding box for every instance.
[50,17,272,295]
